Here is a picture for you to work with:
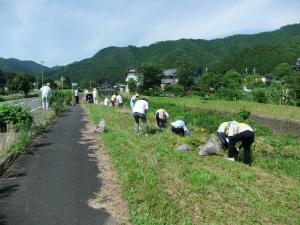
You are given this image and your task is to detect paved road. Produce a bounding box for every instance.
[0,106,111,225]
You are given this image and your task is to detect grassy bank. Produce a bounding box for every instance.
[84,101,300,225]
[150,96,300,121]
[0,111,54,158]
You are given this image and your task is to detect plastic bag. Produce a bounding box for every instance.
[199,138,221,156]
[176,144,192,151]
[93,119,106,134]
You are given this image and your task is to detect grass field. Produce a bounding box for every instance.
[150,96,300,121]
[84,98,300,225]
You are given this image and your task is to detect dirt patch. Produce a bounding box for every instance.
[250,114,300,138]
[80,118,131,225]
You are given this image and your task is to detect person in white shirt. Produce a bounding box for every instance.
[103,97,109,106]
[130,93,139,110]
[75,89,79,104]
[155,109,169,128]
[171,120,189,136]
[132,98,148,134]
[226,121,254,165]
[40,83,51,110]
[116,94,123,108]
[92,88,98,104]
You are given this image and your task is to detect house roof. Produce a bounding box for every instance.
[161,68,177,77]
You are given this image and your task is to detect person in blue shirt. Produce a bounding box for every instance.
[171,120,189,136]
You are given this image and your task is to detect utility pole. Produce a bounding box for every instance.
[253,67,256,75]
[60,76,65,90]
[41,60,45,85]
[89,80,92,89]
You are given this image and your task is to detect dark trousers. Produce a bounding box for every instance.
[133,112,148,133]
[75,96,79,104]
[156,113,167,128]
[217,132,228,149]
[171,126,185,136]
[228,130,254,165]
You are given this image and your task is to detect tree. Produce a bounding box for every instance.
[0,69,6,89]
[196,72,221,96]
[11,73,32,95]
[176,56,194,91]
[138,63,162,90]
[272,63,294,80]
[127,78,137,93]
[217,69,242,100]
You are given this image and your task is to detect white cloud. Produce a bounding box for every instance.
[0,0,299,67]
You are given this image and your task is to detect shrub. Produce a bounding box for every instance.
[251,88,267,103]
[238,107,251,121]
[0,104,33,131]
[49,90,73,115]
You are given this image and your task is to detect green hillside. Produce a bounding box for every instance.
[45,23,300,82]
[0,57,51,75]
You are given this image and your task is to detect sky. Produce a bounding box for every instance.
[0,0,299,67]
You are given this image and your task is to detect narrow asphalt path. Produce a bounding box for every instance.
[0,106,111,225]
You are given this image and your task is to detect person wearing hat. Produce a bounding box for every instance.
[92,88,98,104]
[155,109,169,128]
[170,120,189,136]
[130,93,139,111]
[40,83,51,110]
[225,121,255,165]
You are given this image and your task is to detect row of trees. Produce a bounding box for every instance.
[0,69,36,95]
[127,56,300,106]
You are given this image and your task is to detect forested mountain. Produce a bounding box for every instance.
[0,57,52,75]
[10,23,300,83]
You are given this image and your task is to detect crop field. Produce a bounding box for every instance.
[150,96,300,121]
[84,98,300,225]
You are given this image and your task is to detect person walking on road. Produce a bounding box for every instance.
[92,88,98,104]
[40,83,51,110]
[155,109,169,128]
[132,98,149,134]
[226,121,255,165]
[75,88,80,104]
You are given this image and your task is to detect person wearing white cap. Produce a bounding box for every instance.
[40,83,51,110]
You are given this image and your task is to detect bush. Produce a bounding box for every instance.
[0,104,33,131]
[251,88,268,103]
[49,90,73,115]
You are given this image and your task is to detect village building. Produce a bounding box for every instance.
[292,58,300,71]
[160,68,178,89]
[125,69,141,93]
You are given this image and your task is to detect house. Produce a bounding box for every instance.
[125,69,141,93]
[292,58,300,71]
[261,76,273,86]
[160,68,178,88]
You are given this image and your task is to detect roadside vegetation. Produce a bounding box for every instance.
[0,90,72,159]
[84,98,300,225]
